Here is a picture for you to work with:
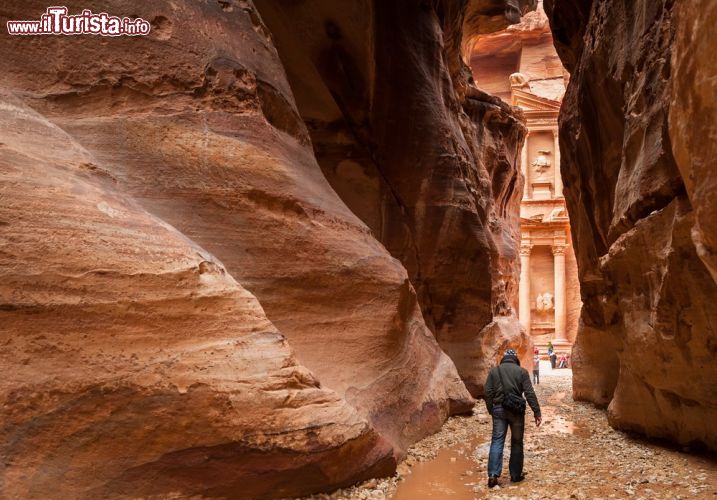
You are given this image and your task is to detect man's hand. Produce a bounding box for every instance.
[535,415,542,427]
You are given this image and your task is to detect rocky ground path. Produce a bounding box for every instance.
[297,363,717,499]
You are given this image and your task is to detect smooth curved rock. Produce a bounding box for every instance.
[0,0,477,495]
[0,94,393,498]
[255,0,535,398]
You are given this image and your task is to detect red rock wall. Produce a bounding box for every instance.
[546,0,717,450]
[0,93,394,498]
[565,244,581,344]
[255,0,537,397]
[0,0,488,496]
[669,0,717,286]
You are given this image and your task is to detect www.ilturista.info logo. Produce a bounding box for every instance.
[7,6,151,36]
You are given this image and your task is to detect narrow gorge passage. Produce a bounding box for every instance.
[317,365,717,499]
[2,0,717,498]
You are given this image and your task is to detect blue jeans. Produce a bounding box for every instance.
[487,405,525,479]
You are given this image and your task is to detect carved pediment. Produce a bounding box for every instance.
[545,206,569,222]
[511,88,561,111]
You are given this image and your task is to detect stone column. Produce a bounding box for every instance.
[553,128,562,198]
[552,244,567,340]
[519,244,532,332]
[521,133,530,199]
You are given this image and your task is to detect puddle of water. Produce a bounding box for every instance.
[540,405,590,438]
[392,402,590,499]
[393,439,483,500]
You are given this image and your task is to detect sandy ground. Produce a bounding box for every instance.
[297,362,717,499]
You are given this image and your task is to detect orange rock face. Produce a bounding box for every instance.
[0,93,394,498]
[669,0,717,285]
[546,0,717,450]
[0,0,477,496]
[0,0,539,496]
[255,0,536,397]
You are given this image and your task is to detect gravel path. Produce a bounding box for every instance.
[298,365,717,499]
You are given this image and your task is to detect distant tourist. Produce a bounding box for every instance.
[547,342,557,369]
[484,348,542,488]
[558,353,568,369]
[532,347,540,384]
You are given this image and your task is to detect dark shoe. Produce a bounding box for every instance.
[488,476,499,488]
[510,473,526,483]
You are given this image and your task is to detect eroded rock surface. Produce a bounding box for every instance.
[0,0,494,496]
[669,0,717,285]
[545,0,717,450]
[0,94,393,498]
[255,0,536,397]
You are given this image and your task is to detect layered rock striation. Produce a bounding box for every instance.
[0,93,394,498]
[0,0,537,496]
[545,0,717,450]
[0,0,466,496]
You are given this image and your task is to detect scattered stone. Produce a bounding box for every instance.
[299,373,717,499]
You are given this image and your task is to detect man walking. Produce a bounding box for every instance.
[532,347,540,385]
[484,349,541,488]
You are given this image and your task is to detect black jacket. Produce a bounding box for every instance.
[484,357,541,417]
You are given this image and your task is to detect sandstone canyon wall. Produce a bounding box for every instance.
[0,93,395,498]
[0,0,535,497]
[0,0,466,496]
[255,0,537,396]
[545,0,717,450]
